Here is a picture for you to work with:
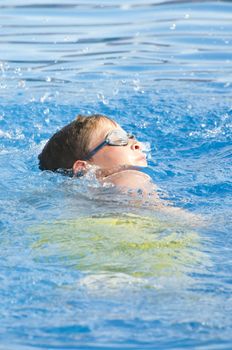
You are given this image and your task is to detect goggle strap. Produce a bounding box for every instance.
[84,140,107,160]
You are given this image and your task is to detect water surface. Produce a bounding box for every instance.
[0,1,232,349]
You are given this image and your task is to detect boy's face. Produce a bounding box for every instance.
[87,120,147,169]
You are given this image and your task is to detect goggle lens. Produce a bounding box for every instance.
[106,130,134,146]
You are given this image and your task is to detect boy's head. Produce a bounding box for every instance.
[38,114,147,176]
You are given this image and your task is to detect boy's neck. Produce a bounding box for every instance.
[95,164,146,179]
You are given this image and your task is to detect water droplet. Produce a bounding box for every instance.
[82,47,89,53]
[18,80,26,88]
[0,62,5,72]
[64,35,71,42]
[15,67,21,74]
[40,93,50,103]
[43,108,50,115]
[170,23,176,30]
[97,93,109,105]
[0,82,7,89]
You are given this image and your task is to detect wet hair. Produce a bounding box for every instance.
[38,114,117,172]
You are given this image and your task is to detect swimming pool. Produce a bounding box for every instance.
[0,0,232,349]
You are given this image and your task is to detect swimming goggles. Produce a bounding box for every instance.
[84,129,135,160]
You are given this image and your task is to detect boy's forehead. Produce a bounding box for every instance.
[101,118,119,128]
[95,119,122,136]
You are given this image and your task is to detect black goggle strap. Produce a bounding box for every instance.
[84,140,108,160]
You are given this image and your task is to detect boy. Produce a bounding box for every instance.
[39,114,154,193]
[39,114,202,224]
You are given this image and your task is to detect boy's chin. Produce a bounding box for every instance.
[133,159,147,167]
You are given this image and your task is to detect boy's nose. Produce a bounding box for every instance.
[131,140,142,151]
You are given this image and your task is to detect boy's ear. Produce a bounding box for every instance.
[72,160,88,177]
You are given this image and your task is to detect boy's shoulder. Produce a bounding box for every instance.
[103,169,156,191]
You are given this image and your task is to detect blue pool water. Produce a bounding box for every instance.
[0,1,232,349]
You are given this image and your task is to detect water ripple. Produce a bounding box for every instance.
[1,1,232,349]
